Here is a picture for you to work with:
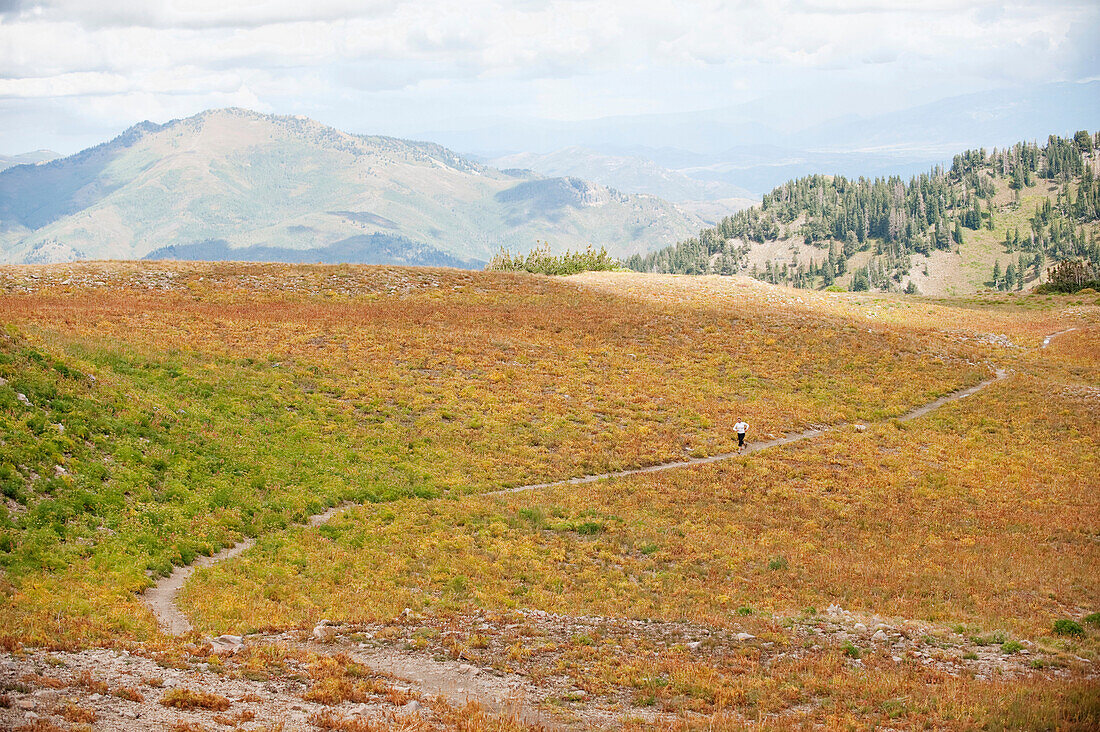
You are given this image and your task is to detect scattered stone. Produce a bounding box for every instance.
[458,663,480,675]
[872,630,888,642]
[401,700,423,714]
[312,622,337,642]
[16,393,31,406]
[854,424,867,432]
[736,632,755,641]
[15,698,34,710]
[54,465,68,476]
[211,634,245,653]
[686,641,703,651]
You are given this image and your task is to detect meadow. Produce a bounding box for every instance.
[1,262,1097,729]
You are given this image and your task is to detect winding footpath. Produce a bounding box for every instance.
[143,328,1077,635]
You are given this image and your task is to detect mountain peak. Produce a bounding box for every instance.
[0,110,704,266]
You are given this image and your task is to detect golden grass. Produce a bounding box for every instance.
[160,687,232,711]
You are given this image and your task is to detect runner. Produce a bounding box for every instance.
[733,418,748,453]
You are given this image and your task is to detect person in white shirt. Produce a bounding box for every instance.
[733,419,748,453]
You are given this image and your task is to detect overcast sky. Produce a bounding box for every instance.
[0,0,1097,154]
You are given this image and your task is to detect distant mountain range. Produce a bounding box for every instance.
[420,81,1100,196]
[0,109,704,266]
[488,146,754,202]
[0,150,58,172]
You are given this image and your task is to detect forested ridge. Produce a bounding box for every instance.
[627,131,1100,292]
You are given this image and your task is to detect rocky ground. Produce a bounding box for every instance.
[2,607,1093,731]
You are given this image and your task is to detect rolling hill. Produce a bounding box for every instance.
[0,108,705,266]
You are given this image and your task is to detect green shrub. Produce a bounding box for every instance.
[840,641,861,658]
[576,521,605,535]
[767,556,789,571]
[486,243,619,276]
[1083,612,1100,627]
[1052,619,1084,637]
[1000,640,1024,654]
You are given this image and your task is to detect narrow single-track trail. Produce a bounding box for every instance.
[143,327,1077,635]
[144,504,348,634]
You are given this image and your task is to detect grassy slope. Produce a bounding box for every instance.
[0,264,1097,728]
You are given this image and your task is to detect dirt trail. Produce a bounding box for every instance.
[144,504,348,635]
[145,328,1078,637]
[1043,327,1078,348]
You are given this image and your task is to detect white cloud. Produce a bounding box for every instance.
[0,0,1095,151]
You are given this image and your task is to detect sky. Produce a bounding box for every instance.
[0,0,1098,155]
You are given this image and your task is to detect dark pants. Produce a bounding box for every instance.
[737,433,745,447]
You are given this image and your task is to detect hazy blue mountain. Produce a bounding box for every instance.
[0,150,59,172]
[488,146,754,202]
[0,109,704,265]
[145,234,481,268]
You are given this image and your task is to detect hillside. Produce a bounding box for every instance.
[629,131,1100,296]
[0,109,704,266]
[0,262,1096,729]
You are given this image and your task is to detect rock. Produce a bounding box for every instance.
[31,690,59,704]
[401,700,423,714]
[736,632,755,641]
[24,711,38,720]
[0,377,7,386]
[853,623,867,632]
[211,634,244,654]
[686,641,702,651]
[54,465,68,476]
[872,630,888,642]
[312,623,336,642]
[891,656,902,662]
[458,663,480,675]
[16,393,31,406]
[55,423,65,434]
[854,424,868,432]
[15,698,35,710]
